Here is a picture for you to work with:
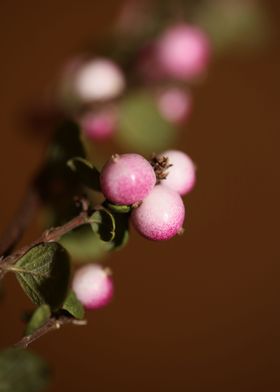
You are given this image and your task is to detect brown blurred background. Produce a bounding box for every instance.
[0,1,280,391]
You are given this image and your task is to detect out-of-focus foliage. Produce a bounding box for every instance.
[60,226,111,262]
[193,0,269,52]
[118,91,176,153]
[0,348,50,392]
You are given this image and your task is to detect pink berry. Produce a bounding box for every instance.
[72,264,113,310]
[74,58,125,102]
[80,107,117,141]
[159,150,196,195]
[156,24,211,80]
[100,153,156,205]
[131,184,185,241]
[157,88,193,124]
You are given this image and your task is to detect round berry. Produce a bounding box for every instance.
[74,58,125,102]
[100,153,156,205]
[157,88,192,124]
[156,24,211,80]
[80,107,117,141]
[72,264,113,310]
[159,150,196,195]
[131,184,185,241]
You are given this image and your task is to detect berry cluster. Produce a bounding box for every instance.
[54,15,205,320]
[59,22,210,143]
[100,151,195,241]
[73,150,195,309]
[60,23,203,311]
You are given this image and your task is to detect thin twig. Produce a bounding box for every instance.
[0,198,91,279]
[15,316,87,349]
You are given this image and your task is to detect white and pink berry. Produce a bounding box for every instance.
[80,107,118,141]
[156,24,211,81]
[132,184,185,241]
[73,58,125,102]
[72,264,113,310]
[100,153,156,205]
[159,150,196,195]
[156,88,193,124]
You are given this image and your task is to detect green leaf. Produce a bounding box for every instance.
[117,91,176,154]
[91,208,116,242]
[15,242,70,310]
[62,290,85,320]
[109,212,130,251]
[60,226,111,263]
[67,157,101,191]
[103,200,131,214]
[25,305,51,336]
[0,348,50,392]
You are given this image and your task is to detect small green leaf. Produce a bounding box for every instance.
[109,213,130,251]
[103,200,131,214]
[25,305,51,336]
[62,290,85,320]
[0,348,50,392]
[67,157,101,191]
[91,208,116,242]
[15,242,70,310]
[117,91,176,154]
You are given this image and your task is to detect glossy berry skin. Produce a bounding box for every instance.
[160,150,196,195]
[132,184,185,241]
[74,58,125,102]
[72,264,113,310]
[156,24,210,80]
[100,153,156,205]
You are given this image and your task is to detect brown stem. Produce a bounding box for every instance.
[0,187,40,257]
[0,198,91,279]
[15,316,87,349]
